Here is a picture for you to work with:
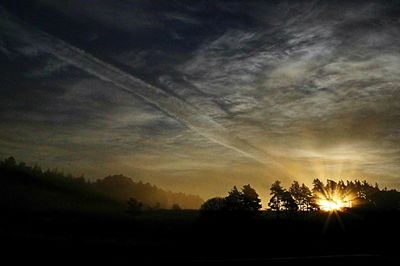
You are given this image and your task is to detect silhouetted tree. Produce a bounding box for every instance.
[289,181,316,211]
[312,178,325,197]
[126,198,143,215]
[241,184,262,211]
[326,179,337,193]
[200,197,226,211]
[289,181,303,210]
[225,186,245,211]
[300,183,317,211]
[282,191,298,212]
[200,185,262,213]
[268,180,285,211]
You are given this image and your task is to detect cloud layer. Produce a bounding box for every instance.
[1,1,400,198]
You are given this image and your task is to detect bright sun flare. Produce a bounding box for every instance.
[317,192,354,211]
[318,198,346,211]
[314,182,356,212]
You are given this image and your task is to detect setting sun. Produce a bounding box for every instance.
[318,198,348,212]
[315,188,354,212]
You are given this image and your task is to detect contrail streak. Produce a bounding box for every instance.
[1,7,277,166]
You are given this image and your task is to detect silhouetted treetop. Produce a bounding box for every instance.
[200,197,226,212]
[201,184,262,214]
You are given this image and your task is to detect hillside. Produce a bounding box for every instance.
[0,157,203,212]
[94,175,203,209]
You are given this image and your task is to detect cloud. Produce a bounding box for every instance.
[0,7,276,167]
[27,57,68,78]
[1,1,400,196]
[171,1,400,183]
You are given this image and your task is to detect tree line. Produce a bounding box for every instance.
[0,157,203,210]
[201,179,400,213]
[2,156,399,213]
[94,174,203,210]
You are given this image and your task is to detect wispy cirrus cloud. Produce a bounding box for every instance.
[1,1,400,198]
[0,7,276,167]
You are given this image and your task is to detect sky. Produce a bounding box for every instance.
[1,0,400,200]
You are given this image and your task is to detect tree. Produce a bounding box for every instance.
[300,183,317,211]
[241,184,262,211]
[201,185,262,213]
[325,179,338,200]
[290,181,315,211]
[225,186,245,211]
[268,180,285,211]
[312,178,325,198]
[126,198,143,215]
[282,191,298,212]
[200,197,226,211]
[289,181,303,210]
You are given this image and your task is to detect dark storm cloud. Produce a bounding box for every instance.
[1,0,400,197]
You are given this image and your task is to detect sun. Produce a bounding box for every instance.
[316,188,354,212]
[318,198,347,212]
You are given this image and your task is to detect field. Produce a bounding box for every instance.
[2,209,399,265]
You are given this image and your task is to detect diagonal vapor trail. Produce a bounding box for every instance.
[1,7,278,167]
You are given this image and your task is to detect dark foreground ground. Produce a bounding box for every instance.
[1,209,399,265]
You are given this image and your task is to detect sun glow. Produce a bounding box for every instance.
[317,189,356,212]
[318,198,350,211]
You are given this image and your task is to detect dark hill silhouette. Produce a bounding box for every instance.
[0,157,120,212]
[94,174,203,209]
[0,157,203,212]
